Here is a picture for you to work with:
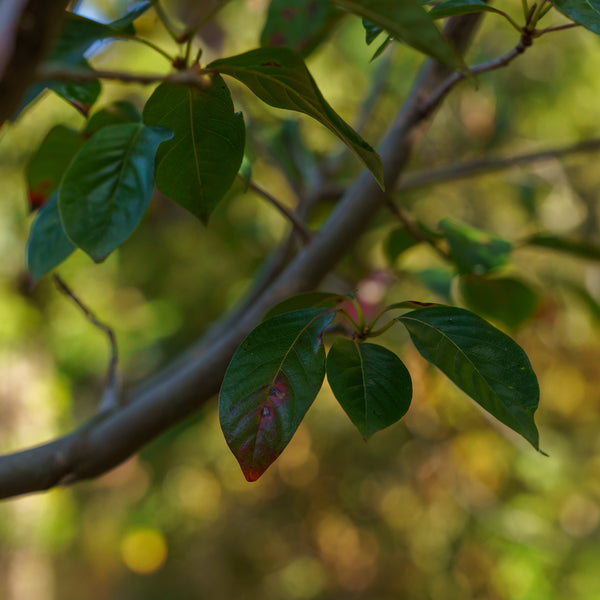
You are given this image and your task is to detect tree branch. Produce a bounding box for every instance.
[0,0,70,123]
[397,137,600,192]
[0,14,486,499]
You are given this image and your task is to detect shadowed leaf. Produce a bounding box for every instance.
[143,77,245,222]
[327,339,412,438]
[554,0,600,36]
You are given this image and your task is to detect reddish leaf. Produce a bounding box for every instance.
[219,308,335,481]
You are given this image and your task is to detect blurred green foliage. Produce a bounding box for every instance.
[1,0,600,599]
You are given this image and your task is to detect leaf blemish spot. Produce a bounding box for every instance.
[261,405,271,417]
[261,61,282,67]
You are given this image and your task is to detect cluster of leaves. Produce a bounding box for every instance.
[17,0,600,482]
[220,293,540,481]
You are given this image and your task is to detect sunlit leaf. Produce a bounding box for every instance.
[331,0,464,69]
[219,308,335,481]
[261,0,341,56]
[59,123,173,261]
[554,0,600,36]
[398,305,540,448]
[26,125,85,209]
[326,339,412,439]
[208,47,384,188]
[143,77,245,222]
[26,193,76,281]
[440,218,512,274]
[525,233,600,261]
[459,275,540,329]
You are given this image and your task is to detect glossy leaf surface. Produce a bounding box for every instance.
[526,233,600,261]
[26,125,85,209]
[263,292,344,321]
[459,275,539,329]
[59,123,172,261]
[84,101,142,135]
[26,193,76,281]
[220,308,335,481]
[440,218,512,274]
[327,339,412,439]
[261,0,340,56]
[398,306,540,448]
[208,47,384,188]
[331,0,463,69]
[143,78,245,222]
[554,0,600,35]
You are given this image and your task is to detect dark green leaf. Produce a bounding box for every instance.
[219,308,335,481]
[554,0,600,36]
[109,1,152,33]
[46,59,101,115]
[440,218,512,274]
[143,77,245,222]
[459,275,540,329]
[84,101,142,135]
[387,228,419,262]
[261,0,341,56]
[429,0,500,19]
[263,291,344,320]
[397,305,540,448]
[208,47,384,189]
[331,0,464,69]
[26,193,76,281]
[26,125,85,209]
[370,34,393,61]
[362,18,384,44]
[525,233,600,261]
[59,123,173,261]
[326,339,412,439]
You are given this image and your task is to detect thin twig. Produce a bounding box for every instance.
[535,22,580,36]
[115,34,175,62]
[397,138,600,191]
[246,179,313,244]
[53,275,120,412]
[36,65,211,88]
[150,0,181,44]
[383,194,449,259]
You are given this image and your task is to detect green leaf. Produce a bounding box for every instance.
[326,339,412,439]
[219,308,335,481]
[525,233,600,261]
[440,218,512,274]
[26,125,85,209]
[331,0,464,70]
[261,0,341,56]
[362,18,384,44]
[59,123,173,261]
[263,291,344,320]
[428,0,500,19]
[387,228,419,262]
[397,306,540,448]
[109,1,152,33]
[143,77,245,222]
[45,59,101,116]
[84,101,142,135]
[238,154,253,191]
[415,268,454,301]
[207,47,384,189]
[554,0,600,36]
[26,193,76,281]
[459,275,540,329]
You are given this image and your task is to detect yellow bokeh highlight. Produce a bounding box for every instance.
[120,528,167,575]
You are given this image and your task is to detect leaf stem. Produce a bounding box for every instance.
[245,179,312,244]
[53,275,120,412]
[336,308,363,335]
[116,34,175,62]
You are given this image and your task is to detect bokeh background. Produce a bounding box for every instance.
[1,1,600,598]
